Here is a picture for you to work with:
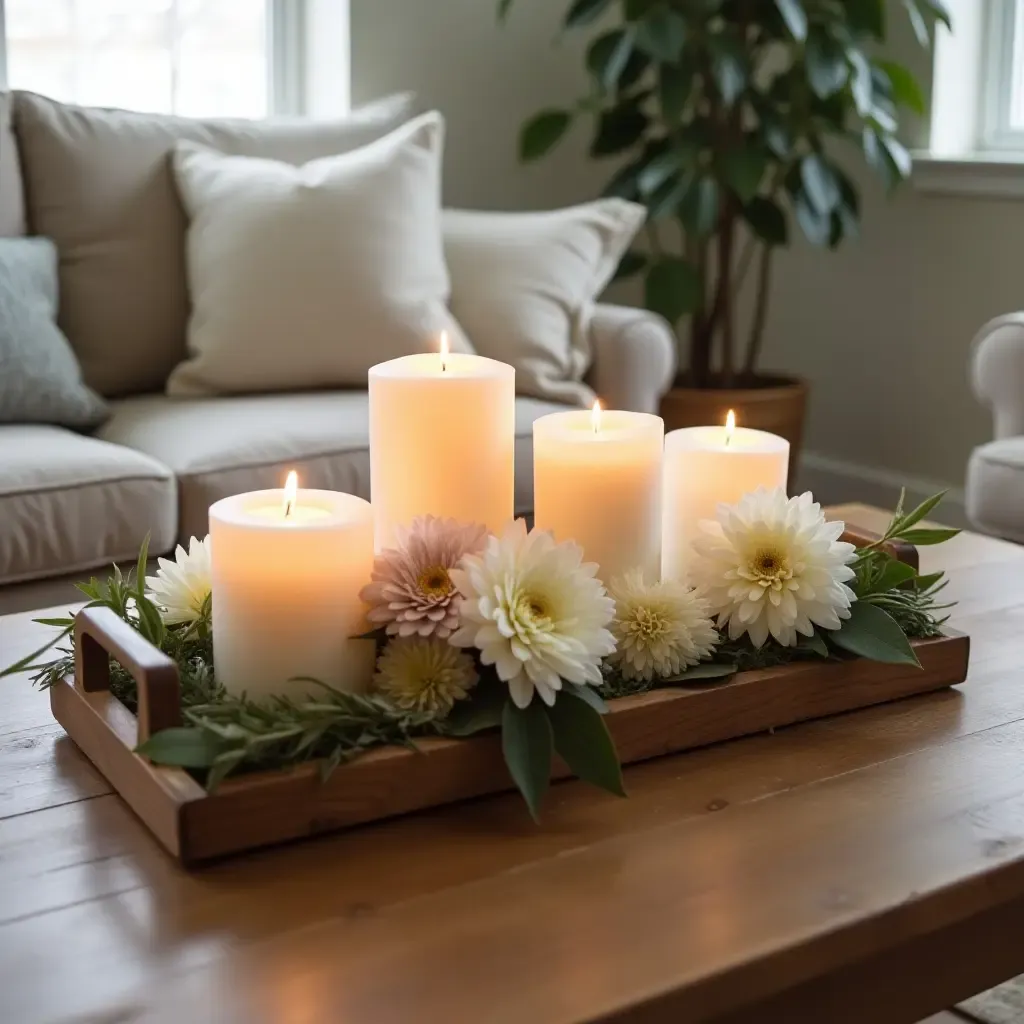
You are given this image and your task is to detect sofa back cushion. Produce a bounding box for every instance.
[0,94,25,237]
[12,90,416,398]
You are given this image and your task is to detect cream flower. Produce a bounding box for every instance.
[144,535,212,625]
[608,570,718,681]
[374,636,478,716]
[450,519,616,708]
[360,516,488,639]
[691,488,856,648]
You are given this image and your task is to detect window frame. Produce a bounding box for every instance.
[982,0,1024,150]
[0,0,309,118]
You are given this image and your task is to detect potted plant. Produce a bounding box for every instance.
[501,0,948,465]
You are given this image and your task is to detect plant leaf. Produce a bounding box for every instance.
[678,176,720,236]
[898,527,961,545]
[775,0,808,41]
[709,35,747,105]
[893,490,946,533]
[135,532,151,597]
[875,59,926,115]
[799,631,830,658]
[869,558,919,593]
[644,257,702,324]
[564,0,613,28]
[805,33,850,98]
[443,683,507,736]
[0,625,73,678]
[633,8,686,63]
[564,682,608,713]
[801,153,840,213]
[136,727,225,768]
[659,662,738,684]
[548,691,625,797]
[612,249,648,282]
[587,29,636,92]
[721,147,768,203]
[590,103,649,157]
[743,196,788,246]
[828,602,921,666]
[902,0,931,47]
[658,63,691,121]
[519,110,572,162]
[501,700,553,821]
[497,0,515,23]
[846,0,885,38]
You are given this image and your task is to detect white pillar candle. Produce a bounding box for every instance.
[662,412,789,583]
[369,335,515,550]
[209,473,375,700]
[533,404,664,583]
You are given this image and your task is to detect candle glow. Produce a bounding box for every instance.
[725,409,736,447]
[283,470,298,518]
[591,399,602,435]
[439,330,449,373]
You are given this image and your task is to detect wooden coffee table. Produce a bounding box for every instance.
[1,504,1021,1024]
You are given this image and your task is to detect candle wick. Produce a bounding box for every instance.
[724,434,731,448]
[284,499,293,519]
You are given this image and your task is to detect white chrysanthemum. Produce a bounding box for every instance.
[450,519,616,708]
[374,636,478,716]
[608,570,718,681]
[144,536,212,625]
[691,488,857,648]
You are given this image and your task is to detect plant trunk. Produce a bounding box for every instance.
[744,245,773,377]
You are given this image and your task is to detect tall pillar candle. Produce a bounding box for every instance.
[662,414,789,582]
[209,475,375,700]
[533,405,663,583]
[369,339,515,550]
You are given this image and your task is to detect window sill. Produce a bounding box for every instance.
[912,151,1024,198]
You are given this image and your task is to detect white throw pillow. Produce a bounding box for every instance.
[443,200,646,406]
[168,112,469,396]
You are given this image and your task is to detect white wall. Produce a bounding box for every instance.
[351,0,1012,515]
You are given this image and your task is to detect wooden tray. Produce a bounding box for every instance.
[49,607,968,866]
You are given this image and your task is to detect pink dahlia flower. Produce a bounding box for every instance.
[360,516,489,639]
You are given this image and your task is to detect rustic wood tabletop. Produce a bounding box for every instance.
[1,504,1021,1024]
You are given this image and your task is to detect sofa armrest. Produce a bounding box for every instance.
[585,304,677,414]
[972,313,1024,439]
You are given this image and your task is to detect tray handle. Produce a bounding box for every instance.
[838,523,919,571]
[75,605,182,743]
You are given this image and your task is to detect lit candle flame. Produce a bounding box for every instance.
[283,470,298,518]
[439,330,449,373]
[591,399,602,434]
[725,409,736,448]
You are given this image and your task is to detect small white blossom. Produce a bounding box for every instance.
[145,536,212,625]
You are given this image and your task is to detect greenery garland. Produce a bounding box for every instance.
[3,491,956,818]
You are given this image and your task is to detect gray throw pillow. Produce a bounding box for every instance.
[0,237,107,428]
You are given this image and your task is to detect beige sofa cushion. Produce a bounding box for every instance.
[0,425,176,586]
[12,90,416,397]
[0,94,25,237]
[98,392,570,542]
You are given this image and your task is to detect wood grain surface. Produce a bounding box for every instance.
[0,505,1019,1024]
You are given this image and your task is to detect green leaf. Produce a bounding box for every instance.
[898,527,961,546]
[921,0,952,31]
[612,249,648,282]
[32,616,75,628]
[863,128,912,187]
[519,110,572,162]
[602,158,644,201]
[587,30,636,92]
[548,691,625,797]
[590,104,649,157]
[828,602,921,667]
[721,147,768,203]
[799,631,830,658]
[869,558,919,593]
[846,0,885,38]
[794,191,831,246]
[775,0,808,41]
[136,727,226,768]
[443,684,507,736]
[134,532,151,597]
[135,593,166,647]
[565,0,613,28]
[848,47,874,115]
[633,8,686,63]
[902,0,931,47]
[501,700,553,821]
[800,153,840,214]
[658,63,691,121]
[659,662,738,684]
[0,625,73,678]
[761,114,792,159]
[894,490,947,532]
[805,34,850,98]
[743,196,788,246]
[644,257,702,324]
[710,35,747,105]
[564,682,608,713]
[875,60,926,115]
[497,0,515,23]
[678,176,720,235]
[637,147,687,195]
[645,173,692,220]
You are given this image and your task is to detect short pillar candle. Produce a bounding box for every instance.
[533,404,664,583]
[209,475,376,700]
[662,413,789,582]
[369,336,515,550]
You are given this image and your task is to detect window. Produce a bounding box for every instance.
[984,0,1024,149]
[0,0,307,118]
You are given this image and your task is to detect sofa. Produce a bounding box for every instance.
[967,313,1024,542]
[0,92,675,615]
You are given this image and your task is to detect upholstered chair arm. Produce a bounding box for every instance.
[972,313,1024,439]
[585,305,677,414]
